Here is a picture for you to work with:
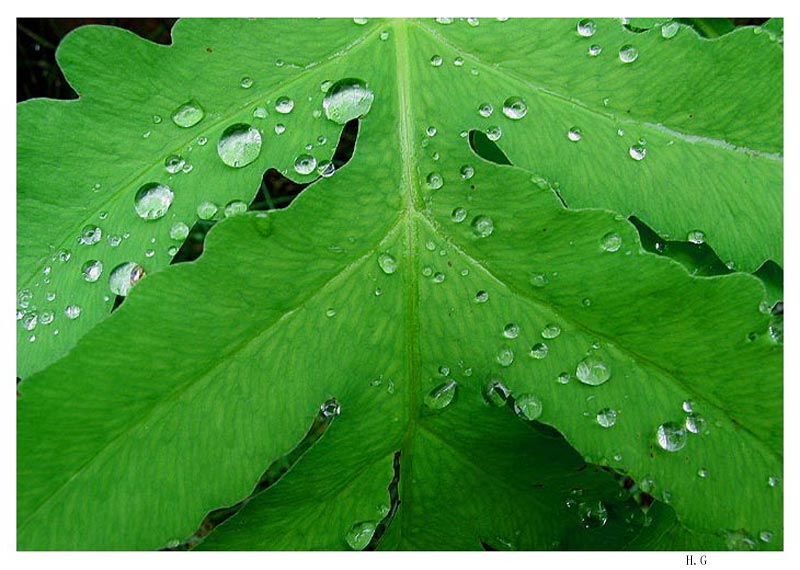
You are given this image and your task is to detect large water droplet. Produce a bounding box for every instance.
[661,21,680,39]
[656,421,687,452]
[577,19,596,37]
[345,521,376,550]
[578,501,608,528]
[515,393,543,421]
[171,100,205,128]
[601,232,622,252]
[197,201,218,220]
[541,323,561,339]
[79,225,102,246]
[217,124,262,168]
[294,154,317,175]
[471,215,494,238]
[425,380,457,410]
[596,408,617,428]
[109,262,145,296]
[502,97,528,120]
[483,379,510,406]
[576,356,611,386]
[81,260,103,282]
[170,222,190,241]
[619,45,639,63]
[322,78,374,124]
[378,252,398,274]
[496,346,514,367]
[529,342,549,359]
[320,398,341,418]
[134,183,174,220]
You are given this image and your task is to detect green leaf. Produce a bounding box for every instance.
[18,18,782,551]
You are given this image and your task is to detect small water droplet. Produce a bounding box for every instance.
[588,44,602,56]
[170,222,190,241]
[421,266,433,277]
[322,78,374,124]
[471,215,494,237]
[56,249,71,263]
[134,183,174,220]
[502,97,528,120]
[566,127,583,142]
[475,290,489,303]
[684,413,707,434]
[317,160,336,177]
[466,17,480,27]
[39,310,54,325]
[541,323,561,339]
[656,421,687,452]
[274,96,294,114]
[432,272,446,284]
[64,304,81,320]
[379,30,390,41]
[577,19,597,37]
[352,17,368,25]
[430,54,443,66]
[345,521,376,550]
[426,172,443,189]
[682,400,694,413]
[459,164,475,179]
[374,287,382,296]
[578,501,608,528]
[294,154,317,175]
[108,262,145,296]
[81,260,103,282]
[425,380,457,410]
[164,155,186,174]
[768,475,780,487]
[529,342,549,359]
[152,114,162,124]
[600,232,622,252]
[451,207,467,223]
[483,379,510,406]
[224,200,248,217]
[79,225,102,246]
[435,17,453,24]
[240,77,254,89]
[759,530,773,543]
[426,125,437,137]
[453,56,464,66]
[515,393,543,421]
[253,106,268,119]
[478,103,494,118]
[197,136,208,146]
[628,145,647,161]
[197,201,218,220]
[661,21,680,39]
[274,124,286,135]
[217,123,262,168]
[596,408,617,428]
[378,252,398,275]
[485,125,502,141]
[576,356,611,386]
[325,308,336,318]
[619,45,639,63]
[22,312,37,331]
[496,346,515,367]
[697,468,709,478]
[530,273,549,287]
[171,100,204,128]
[687,230,705,244]
[503,323,520,339]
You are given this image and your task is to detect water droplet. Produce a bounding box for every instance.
[515,393,543,421]
[471,215,494,237]
[217,124,262,168]
[496,346,514,367]
[656,421,687,452]
[629,145,647,161]
[39,310,54,325]
[459,164,475,179]
[596,408,617,428]
[352,17,368,25]
[224,200,248,217]
[426,172,443,190]
[681,400,694,413]
[294,154,317,175]
[56,249,71,263]
[502,97,528,120]
[453,56,464,66]
[164,155,186,174]
[466,17,480,27]
[425,380,457,410]
[478,103,494,118]
[322,78,374,124]
[253,106,268,119]
[661,21,680,39]
[197,201,218,220]
[564,127,584,143]
[432,272,446,284]
[451,207,467,223]
[475,290,489,303]
[325,308,336,318]
[768,475,780,487]
[374,287,382,296]
[576,356,611,386]
[619,45,639,63]
[421,266,433,277]
[430,55,443,66]
[530,273,549,288]
[600,232,622,252]
[22,312,37,331]
[759,530,773,543]
[345,521,376,550]
[483,380,510,406]
[529,342,549,359]
[577,19,596,37]
[274,124,286,135]
[697,468,709,478]
[134,183,174,220]
[684,413,707,434]
[79,225,102,246]
[240,77,254,89]
[45,291,56,302]
[317,160,336,177]
[109,262,145,296]
[503,323,520,339]
[379,30,390,41]
[588,44,602,56]
[152,114,162,124]
[541,323,561,339]
[486,125,502,141]
[435,17,453,24]
[578,501,608,528]
[81,260,103,282]
[170,222,190,241]
[426,125,437,137]
[687,230,705,244]
[171,100,204,128]
[378,252,398,275]
[274,96,294,114]
[724,530,756,551]
[64,304,81,319]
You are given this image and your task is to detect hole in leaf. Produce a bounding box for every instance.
[468,129,512,166]
[365,450,401,550]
